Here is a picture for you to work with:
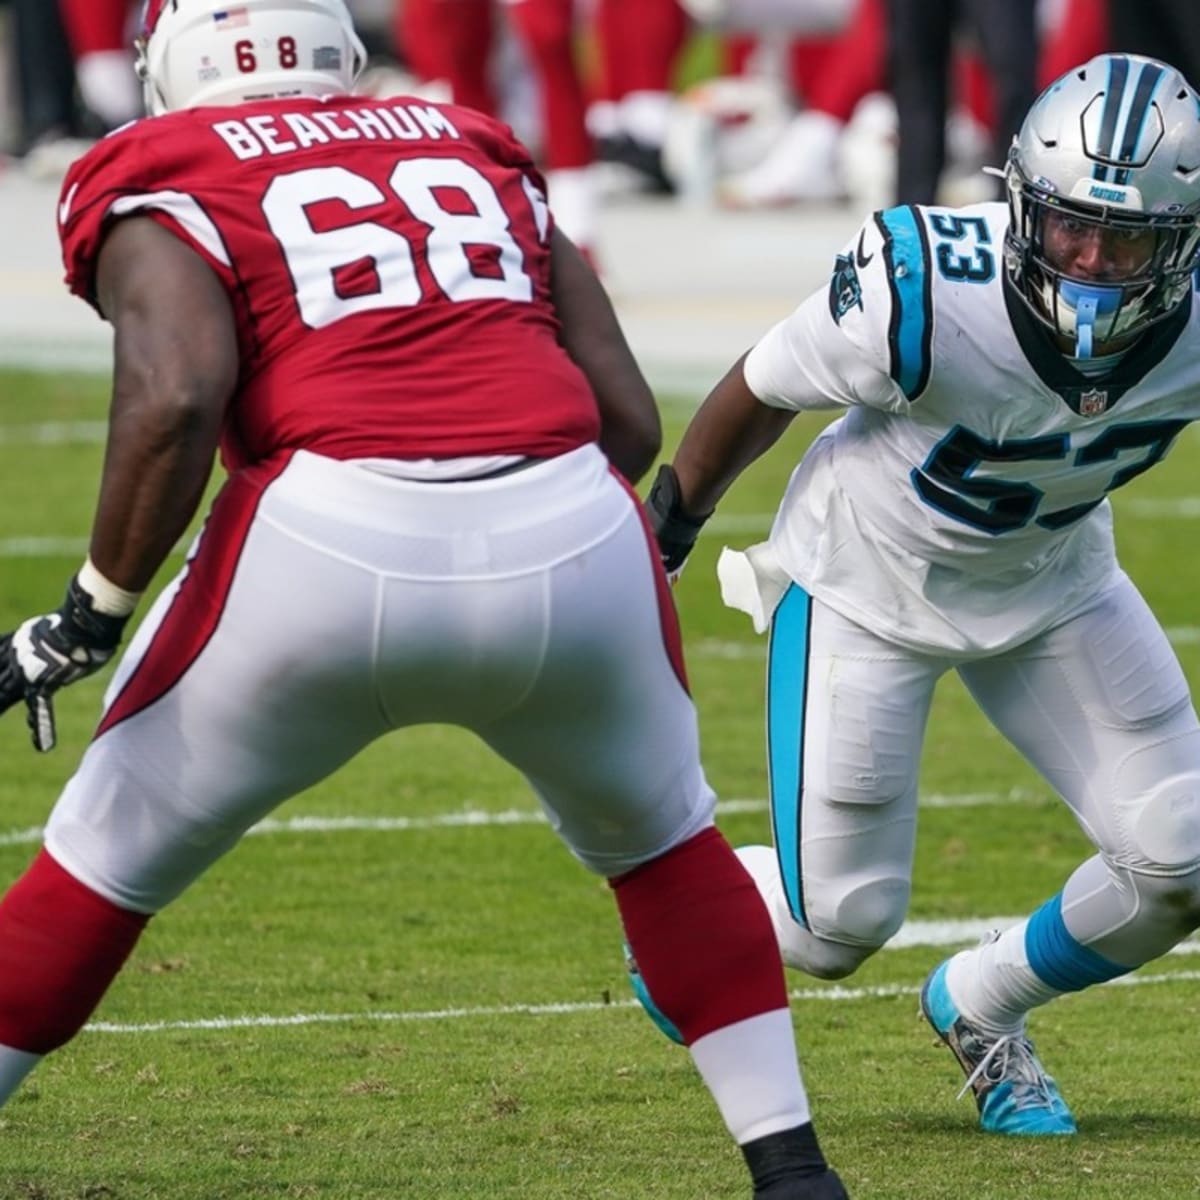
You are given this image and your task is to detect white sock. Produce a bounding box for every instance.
[725,110,845,203]
[0,1045,42,1106]
[76,52,143,128]
[586,99,621,140]
[946,923,1065,1036]
[619,90,674,147]
[545,167,597,248]
[689,1009,811,1144]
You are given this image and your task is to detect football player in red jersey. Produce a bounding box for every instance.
[0,1,846,1194]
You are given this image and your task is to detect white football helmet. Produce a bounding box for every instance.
[136,0,367,116]
[1005,53,1200,357]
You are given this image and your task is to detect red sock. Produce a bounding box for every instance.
[611,827,788,1045]
[1038,0,1109,88]
[58,0,130,59]
[803,0,887,124]
[399,0,495,113]
[508,0,592,169]
[396,0,443,84]
[0,850,148,1053]
[594,0,689,97]
[955,49,995,133]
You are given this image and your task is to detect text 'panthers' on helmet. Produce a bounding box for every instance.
[1004,53,1200,357]
[136,0,367,117]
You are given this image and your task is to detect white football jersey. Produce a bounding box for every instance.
[743,201,1200,654]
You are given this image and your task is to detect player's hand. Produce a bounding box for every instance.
[645,463,712,583]
[0,576,130,752]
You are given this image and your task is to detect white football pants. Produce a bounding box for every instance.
[761,573,1200,976]
[43,445,717,913]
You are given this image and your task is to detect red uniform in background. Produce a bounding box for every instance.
[397,0,597,248]
[56,0,142,128]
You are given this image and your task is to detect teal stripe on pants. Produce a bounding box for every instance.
[767,583,812,925]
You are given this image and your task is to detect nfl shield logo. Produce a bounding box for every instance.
[1079,387,1109,417]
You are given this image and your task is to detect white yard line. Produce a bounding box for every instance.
[1123,497,1200,518]
[0,535,89,557]
[0,421,106,445]
[0,790,1051,850]
[81,967,1200,1036]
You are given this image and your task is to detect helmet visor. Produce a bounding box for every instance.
[1037,205,1160,284]
[1013,184,1199,351]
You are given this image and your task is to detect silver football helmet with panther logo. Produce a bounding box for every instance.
[136,0,366,116]
[1005,53,1200,357]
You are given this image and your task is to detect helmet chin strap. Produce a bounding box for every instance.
[1059,280,1122,359]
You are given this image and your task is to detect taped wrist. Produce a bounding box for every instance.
[60,574,131,651]
[77,556,142,617]
[645,464,712,574]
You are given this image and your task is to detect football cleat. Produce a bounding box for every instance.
[623,943,684,1046]
[920,959,1077,1136]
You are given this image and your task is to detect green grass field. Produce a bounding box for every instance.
[1,368,1199,1199]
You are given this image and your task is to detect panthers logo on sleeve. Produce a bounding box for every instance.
[828,250,863,323]
[819,211,935,402]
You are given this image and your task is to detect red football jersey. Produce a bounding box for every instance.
[59,96,602,470]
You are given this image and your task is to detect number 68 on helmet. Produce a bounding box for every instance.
[135,0,367,117]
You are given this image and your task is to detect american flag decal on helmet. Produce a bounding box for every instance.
[214,7,250,28]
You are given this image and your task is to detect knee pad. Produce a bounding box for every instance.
[1071,857,1200,967]
[775,920,876,981]
[806,872,910,951]
[1127,770,1200,872]
[736,844,907,980]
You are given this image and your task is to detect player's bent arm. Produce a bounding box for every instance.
[671,281,897,518]
[647,282,893,573]
[92,217,238,593]
[0,219,236,751]
[549,227,661,484]
[671,353,796,520]
[643,355,794,578]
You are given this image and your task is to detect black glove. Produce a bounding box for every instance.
[0,575,130,752]
[645,463,712,581]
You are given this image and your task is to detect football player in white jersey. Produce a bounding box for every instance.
[639,53,1200,1136]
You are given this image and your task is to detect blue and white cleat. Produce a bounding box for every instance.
[920,959,1077,1136]
[623,943,685,1046]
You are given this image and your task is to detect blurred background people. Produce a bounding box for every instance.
[1039,0,1108,87]
[0,0,1192,216]
[715,0,887,208]
[57,0,140,132]
[589,0,692,195]
[885,0,1038,205]
[397,0,600,257]
[1106,0,1200,91]
[1,0,81,167]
